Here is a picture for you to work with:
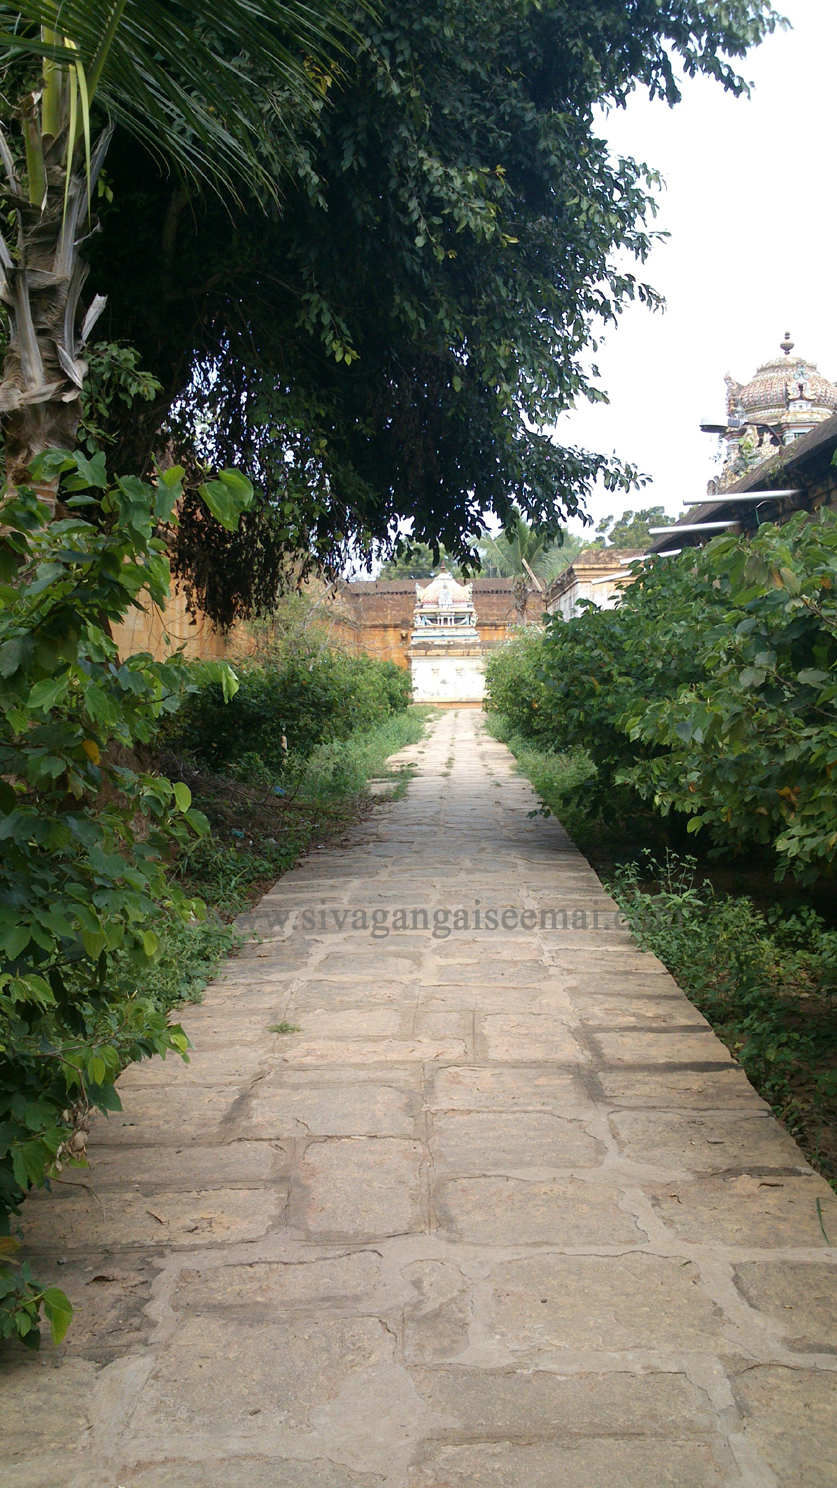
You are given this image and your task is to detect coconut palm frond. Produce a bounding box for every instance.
[0,0,354,197]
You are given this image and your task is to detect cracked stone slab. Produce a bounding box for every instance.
[279,1036,469,1066]
[85,1139,287,1189]
[489,1252,731,1356]
[732,1262,837,1351]
[429,1110,602,1171]
[289,1137,425,1238]
[21,1183,285,1252]
[480,1013,588,1063]
[728,1363,837,1486]
[609,1111,811,1175]
[89,1086,241,1146]
[241,1078,419,1138]
[125,1460,385,1487]
[407,1437,730,1487]
[569,993,711,1028]
[173,1250,382,1313]
[436,1175,647,1245]
[597,1066,766,1108]
[407,1364,716,1437]
[646,1174,837,1248]
[593,1029,736,1065]
[120,1314,395,1452]
[427,1064,588,1112]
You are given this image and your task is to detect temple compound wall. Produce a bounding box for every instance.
[331,577,546,676]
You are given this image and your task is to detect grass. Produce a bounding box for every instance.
[484,711,597,842]
[141,706,438,1011]
[489,711,837,1190]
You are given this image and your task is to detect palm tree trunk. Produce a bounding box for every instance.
[0,126,111,489]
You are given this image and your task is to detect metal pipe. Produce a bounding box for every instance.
[648,521,739,534]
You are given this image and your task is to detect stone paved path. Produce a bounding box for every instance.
[4,708,837,1487]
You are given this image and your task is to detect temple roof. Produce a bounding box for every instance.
[726,337,837,423]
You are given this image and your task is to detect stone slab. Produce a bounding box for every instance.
[729,1364,837,1487]
[21,1183,284,1252]
[490,1253,729,1355]
[647,1174,837,1248]
[430,1110,602,1171]
[289,1137,424,1238]
[593,1030,735,1065]
[436,1175,646,1245]
[427,1065,588,1113]
[173,1250,382,1313]
[609,1111,811,1175]
[480,1014,588,1063]
[407,1438,728,1487]
[241,1080,418,1137]
[733,1262,837,1351]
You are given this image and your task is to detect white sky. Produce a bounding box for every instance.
[557,0,837,536]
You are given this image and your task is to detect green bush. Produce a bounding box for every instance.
[483,628,555,745]
[0,449,250,1347]
[172,642,411,776]
[619,513,837,879]
[487,511,837,878]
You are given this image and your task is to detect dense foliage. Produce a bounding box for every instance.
[485,512,837,880]
[0,450,249,1346]
[593,506,673,548]
[88,0,781,623]
[171,644,411,777]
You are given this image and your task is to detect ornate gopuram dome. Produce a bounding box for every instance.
[716,334,837,491]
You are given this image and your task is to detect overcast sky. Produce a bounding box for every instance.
[558,0,837,537]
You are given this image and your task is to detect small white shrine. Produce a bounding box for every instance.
[409,570,485,702]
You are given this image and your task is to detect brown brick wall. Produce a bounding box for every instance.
[332,579,545,668]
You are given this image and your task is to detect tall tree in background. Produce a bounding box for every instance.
[379,544,461,579]
[477,516,584,584]
[84,0,779,626]
[595,507,675,548]
[0,0,349,485]
[3,0,781,618]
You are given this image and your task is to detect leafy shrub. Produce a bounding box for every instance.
[172,642,412,776]
[0,449,250,1346]
[483,628,556,745]
[620,513,837,879]
[487,511,837,878]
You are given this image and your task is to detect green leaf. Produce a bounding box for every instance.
[43,1288,73,1345]
[28,677,68,713]
[198,470,254,532]
[141,930,159,959]
[172,781,192,812]
[88,1055,107,1086]
[27,449,76,481]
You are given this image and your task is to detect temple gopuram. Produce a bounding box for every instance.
[408,570,483,702]
[332,574,546,703]
[713,334,837,493]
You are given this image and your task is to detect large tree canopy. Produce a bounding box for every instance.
[87,0,780,626]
